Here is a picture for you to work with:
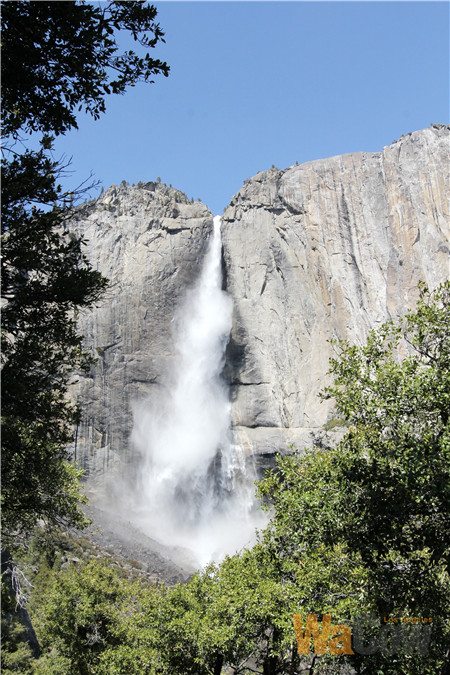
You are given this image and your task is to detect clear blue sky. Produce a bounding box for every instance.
[52,1,449,215]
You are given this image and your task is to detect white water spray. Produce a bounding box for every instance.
[131,216,265,565]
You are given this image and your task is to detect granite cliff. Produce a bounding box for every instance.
[70,182,212,478]
[71,125,449,480]
[222,124,449,456]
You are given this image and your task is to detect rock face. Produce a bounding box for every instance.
[222,125,449,455]
[70,181,213,477]
[72,126,449,475]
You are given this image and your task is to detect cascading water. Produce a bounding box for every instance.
[131,216,265,565]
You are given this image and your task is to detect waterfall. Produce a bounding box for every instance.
[131,216,265,565]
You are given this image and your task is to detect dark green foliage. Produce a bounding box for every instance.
[1,147,107,542]
[1,1,169,137]
[1,1,169,666]
[23,547,166,674]
[257,281,450,673]
[1,3,169,666]
[1,578,34,674]
[1,0,169,548]
[23,284,450,674]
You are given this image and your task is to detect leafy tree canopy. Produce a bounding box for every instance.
[257,281,450,673]
[18,283,450,675]
[2,0,169,137]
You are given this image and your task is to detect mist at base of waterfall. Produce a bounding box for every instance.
[127,455,267,567]
[127,216,267,567]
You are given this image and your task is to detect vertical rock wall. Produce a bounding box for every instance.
[71,126,449,475]
[70,182,213,477]
[221,125,449,455]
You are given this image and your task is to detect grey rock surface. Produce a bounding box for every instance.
[69,181,213,477]
[80,503,196,582]
[72,126,449,475]
[222,125,449,456]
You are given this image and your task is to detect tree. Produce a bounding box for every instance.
[258,281,450,673]
[1,149,107,543]
[1,576,34,675]
[27,552,169,674]
[1,1,169,549]
[17,283,449,674]
[1,2,169,667]
[30,560,146,674]
[2,0,169,137]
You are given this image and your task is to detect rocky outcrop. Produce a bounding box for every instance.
[71,126,449,474]
[222,125,449,455]
[70,181,213,477]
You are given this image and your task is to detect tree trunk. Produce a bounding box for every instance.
[213,652,224,675]
[263,627,281,675]
[1,549,41,658]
